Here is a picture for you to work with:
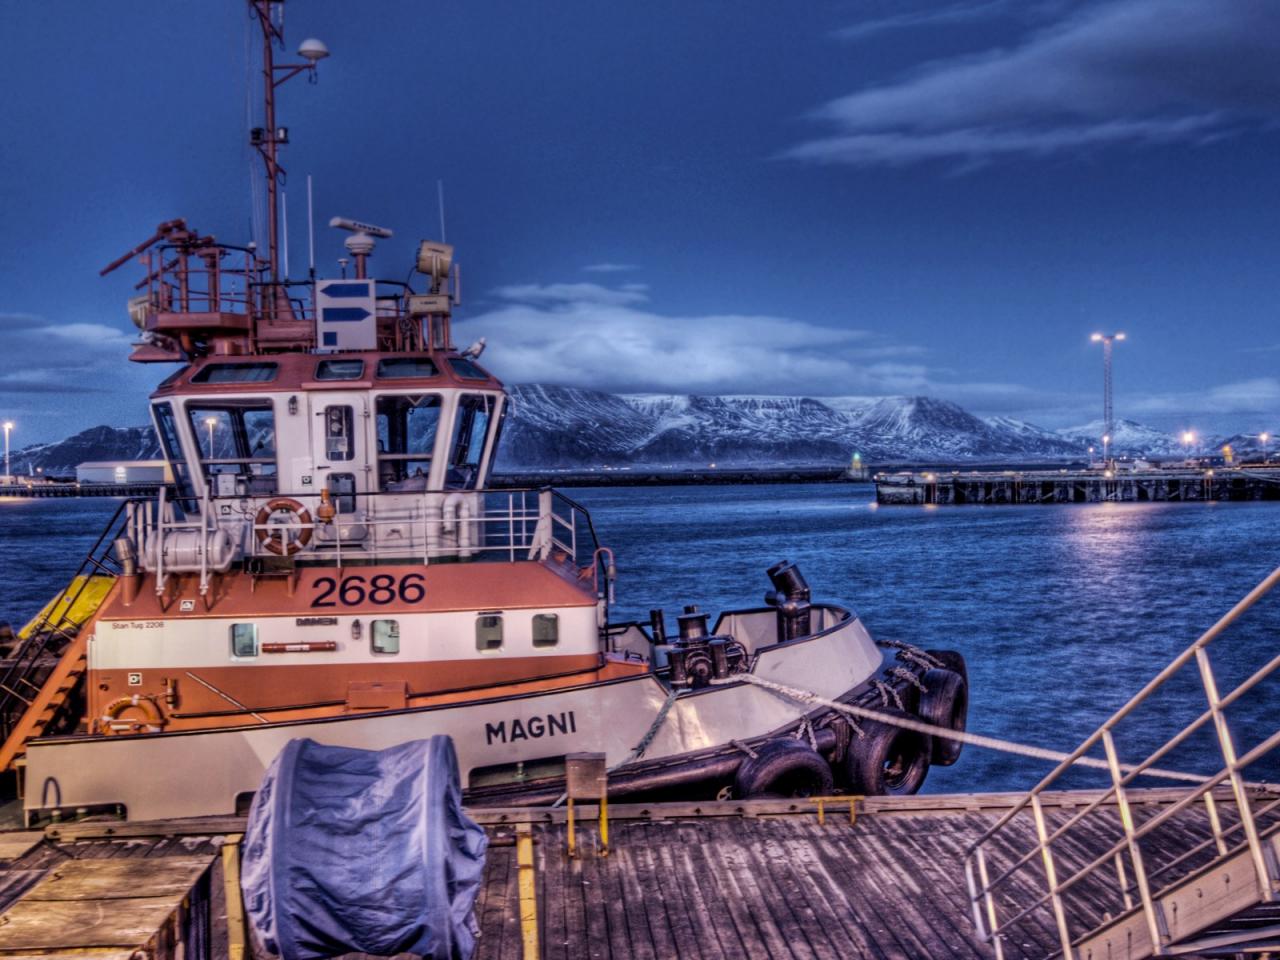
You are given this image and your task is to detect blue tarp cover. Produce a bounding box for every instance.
[240,736,488,960]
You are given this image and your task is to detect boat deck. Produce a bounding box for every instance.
[4,788,1276,959]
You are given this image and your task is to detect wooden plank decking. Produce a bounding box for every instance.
[2,791,1274,959]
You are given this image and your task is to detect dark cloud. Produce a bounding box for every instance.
[790,0,1280,166]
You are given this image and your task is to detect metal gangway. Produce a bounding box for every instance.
[965,568,1280,958]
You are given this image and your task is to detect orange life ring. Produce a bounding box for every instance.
[100,694,166,735]
[255,497,314,555]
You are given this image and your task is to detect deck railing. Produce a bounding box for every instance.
[963,567,1280,959]
[0,500,128,741]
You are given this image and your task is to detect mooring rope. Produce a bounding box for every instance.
[551,687,682,807]
[710,672,1208,784]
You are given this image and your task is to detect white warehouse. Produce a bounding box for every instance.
[75,460,171,485]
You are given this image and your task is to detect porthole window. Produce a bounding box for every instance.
[372,619,400,655]
[230,623,259,658]
[532,613,559,648]
[476,613,503,652]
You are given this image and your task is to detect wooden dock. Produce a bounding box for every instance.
[3,788,1275,959]
[875,465,1280,506]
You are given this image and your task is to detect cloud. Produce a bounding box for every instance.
[492,282,650,307]
[789,0,1280,166]
[1127,378,1280,417]
[464,281,1036,400]
[581,263,640,274]
[833,1,1014,43]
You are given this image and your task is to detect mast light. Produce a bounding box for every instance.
[298,38,330,63]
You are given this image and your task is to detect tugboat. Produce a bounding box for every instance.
[0,1,968,823]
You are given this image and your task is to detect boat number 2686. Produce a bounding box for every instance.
[311,573,426,608]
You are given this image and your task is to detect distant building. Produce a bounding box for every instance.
[75,460,171,485]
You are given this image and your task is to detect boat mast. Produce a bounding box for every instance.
[247,0,328,316]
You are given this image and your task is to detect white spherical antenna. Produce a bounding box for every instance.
[298,38,330,62]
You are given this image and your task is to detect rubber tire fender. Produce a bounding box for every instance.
[841,708,931,796]
[924,649,967,686]
[917,667,968,767]
[733,738,834,799]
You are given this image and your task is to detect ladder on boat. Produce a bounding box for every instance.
[0,501,127,772]
[963,566,1280,959]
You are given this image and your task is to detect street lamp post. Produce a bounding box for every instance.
[1091,332,1126,454]
[1182,430,1195,463]
[2,422,12,483]
[1102,433,1111,465]
[1260,432,1269,464]
[204,417,217,460]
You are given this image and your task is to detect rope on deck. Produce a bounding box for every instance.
[711,672,1208,785]
[552,688,682,807]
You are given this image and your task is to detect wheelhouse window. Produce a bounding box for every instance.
[152,401,197,511]
[187,400,278,495]
[476,613,503,652]
[376,394,442,491]
[230,623,259,658]
[372,619,400,655]
[445,394,497,490]
[532,613,559,648]
[449,358,490,381]
[315,359,365,381]
[191,362,278,384]
[377,357,439,379]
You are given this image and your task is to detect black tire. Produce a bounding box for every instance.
[733,739,834,799]
[841,708,931,796]
[917,667,968,766]
[924,649,967,687]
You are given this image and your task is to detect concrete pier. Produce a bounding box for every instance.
[875,465,1280,505]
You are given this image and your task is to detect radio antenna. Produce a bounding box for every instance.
[282,187,290,278]
[307,174,316,279]
[437,179,447,242]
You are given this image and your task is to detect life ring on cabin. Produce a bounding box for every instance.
[100,694,167,735]
[839,708,931,796]
[255,498,314,556]
[917,667,968,767]
[733,739,834,799]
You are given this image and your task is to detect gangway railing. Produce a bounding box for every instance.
[964,566,1280,959]
[0,499,129,742]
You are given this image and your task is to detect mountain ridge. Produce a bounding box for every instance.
[9,386,1218,476]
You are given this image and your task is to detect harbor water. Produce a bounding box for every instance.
[2,484,1276,795]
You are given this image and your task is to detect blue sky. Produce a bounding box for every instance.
[2,0,1279,444]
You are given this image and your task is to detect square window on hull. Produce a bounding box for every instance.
[231,623,258,658]
[476,613,503,652]
[532,613,559,648]
[372,619,400,655]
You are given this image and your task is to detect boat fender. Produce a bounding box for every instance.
[839,708,930,796]
[916,667,968,767]
[255,498,314,556]
[100,694,166,735]
[924,649,968,686]
[733,738,834,799]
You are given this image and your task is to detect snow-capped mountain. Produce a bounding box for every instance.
[497,387,1088,467]
[26,388,1222,475]
[1056,419,1187,457]
[10,425,161,477]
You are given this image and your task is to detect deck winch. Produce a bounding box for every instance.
[659,603,749,690]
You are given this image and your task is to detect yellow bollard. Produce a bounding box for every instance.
[599,794,609,858]
[566,796,576,859]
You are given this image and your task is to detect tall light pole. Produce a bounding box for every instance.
[1182,430,1195,462]
[2,422,12,482]
[204,416,217,459]
[1091,332,1125,454]
[1259,432,1269,464]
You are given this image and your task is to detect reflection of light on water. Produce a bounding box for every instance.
[0,496,32,504]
